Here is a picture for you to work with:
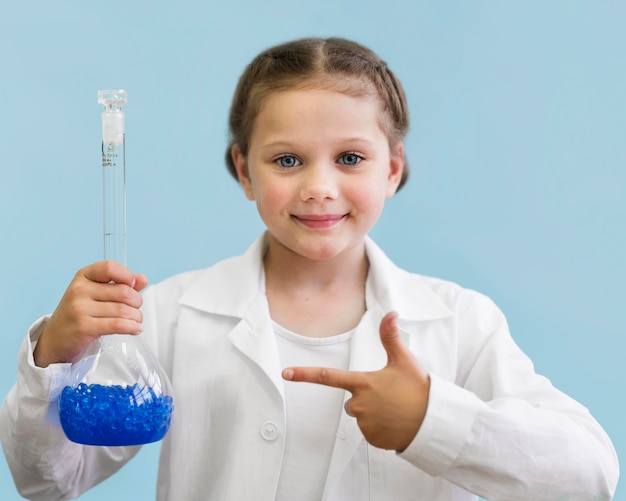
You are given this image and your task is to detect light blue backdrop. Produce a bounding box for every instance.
[1,1,623,500]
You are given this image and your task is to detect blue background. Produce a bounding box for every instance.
[1,1,623,499]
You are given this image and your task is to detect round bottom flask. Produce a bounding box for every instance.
[59,334,174,446]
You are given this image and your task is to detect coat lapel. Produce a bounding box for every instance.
[179,234,285,401]
[228,293,285,401]
[321,305,388,499]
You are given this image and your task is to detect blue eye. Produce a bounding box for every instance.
[276,155,301,168]
[338,153,363,166]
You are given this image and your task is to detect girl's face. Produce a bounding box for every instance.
[232,88,404,264]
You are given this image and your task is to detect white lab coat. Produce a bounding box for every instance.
[0,234,619,501]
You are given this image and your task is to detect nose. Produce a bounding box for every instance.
[299,163,339,202]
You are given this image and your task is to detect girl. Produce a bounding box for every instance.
[0,37,619,501]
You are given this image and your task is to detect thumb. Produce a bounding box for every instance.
[133,273,149,292]
[379,311,409,365]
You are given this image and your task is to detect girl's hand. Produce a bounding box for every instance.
[33,261,148,368]
[282,312,430,452]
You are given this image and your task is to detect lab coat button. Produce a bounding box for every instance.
[261,421,279,441]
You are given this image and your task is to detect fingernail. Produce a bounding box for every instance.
[390,311,399,328]
[282,369,294,380]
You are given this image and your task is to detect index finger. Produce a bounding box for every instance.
[282,366,364,392]
[81,261,138,287]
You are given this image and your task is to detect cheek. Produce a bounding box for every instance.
[254,183,290,217]
[351,183,387,216]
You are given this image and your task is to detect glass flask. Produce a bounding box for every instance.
[58,90,174,446]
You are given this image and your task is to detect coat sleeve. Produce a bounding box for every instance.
[398,291,619,501]
[0,317,140,501]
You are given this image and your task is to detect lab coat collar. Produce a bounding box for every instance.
[364,236,453,321]
[178,234,268,317]
[179,232,453,322]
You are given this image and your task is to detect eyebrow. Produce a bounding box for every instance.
[257,137,376,151]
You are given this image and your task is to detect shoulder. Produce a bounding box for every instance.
[365,237,502,321]
[141,235,266,314]
[416,272,500,312]
[142,253,246,304]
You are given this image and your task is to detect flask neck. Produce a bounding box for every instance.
[102,111,125,145]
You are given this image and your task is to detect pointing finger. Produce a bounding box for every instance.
[282,366,363,392]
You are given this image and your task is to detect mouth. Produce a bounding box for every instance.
[292,213,348,229]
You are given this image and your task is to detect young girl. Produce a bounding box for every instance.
[0,37,618,501]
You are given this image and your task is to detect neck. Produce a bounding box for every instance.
[263,235,368,291]
[262,234,369,337]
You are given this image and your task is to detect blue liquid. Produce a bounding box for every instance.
[59,383,173,446]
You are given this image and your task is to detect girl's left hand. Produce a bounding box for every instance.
[282,312,430,452]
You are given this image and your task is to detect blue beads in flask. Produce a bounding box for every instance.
[60,382,173,446]
[58,335,174,446]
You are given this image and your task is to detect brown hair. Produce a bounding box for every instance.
[225,37,410,190]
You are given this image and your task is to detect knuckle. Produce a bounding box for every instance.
[317,368,332,385]
[69,281,90,299]
[110,317,128,334]
[102,259,117,273]
[76,264,92,279]
[119,284,142,307]
[350,401,365,417]
[116,283,134,302]
[112,301,129,318]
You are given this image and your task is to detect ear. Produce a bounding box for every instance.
[231,144,255,201]
[385,142,405,198]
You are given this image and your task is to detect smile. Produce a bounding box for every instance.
[292,214,347,229]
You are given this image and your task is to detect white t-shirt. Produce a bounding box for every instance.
[273,321,353,501]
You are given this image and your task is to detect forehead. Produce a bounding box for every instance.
[251,89,387,144]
